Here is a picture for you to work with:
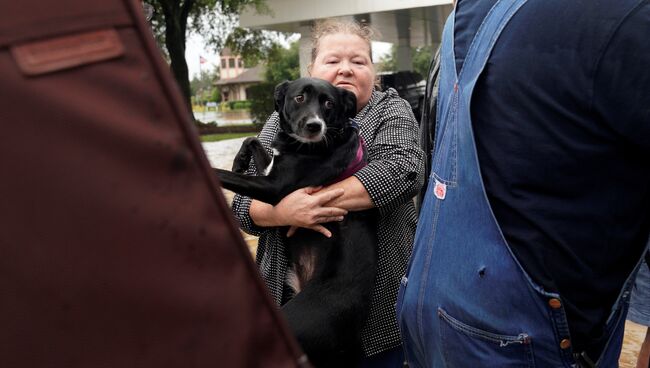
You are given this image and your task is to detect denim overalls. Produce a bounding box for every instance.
[396,1,640,366]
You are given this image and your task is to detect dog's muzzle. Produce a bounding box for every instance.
[305,121,322,134]
[291,116,326,143]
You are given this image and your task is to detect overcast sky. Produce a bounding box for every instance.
[184,33,392,79]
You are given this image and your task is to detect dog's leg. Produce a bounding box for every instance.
[214,168,284,205]
[231,137,272,174]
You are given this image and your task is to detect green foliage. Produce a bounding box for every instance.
[190,69,219,96]
[245,41,300,125]
[142,0,272,108]
[216,100,252,110]
[211,88,221,103]
[246,82,276,125]
[264,42,301,83]
[375,44,435,77]
[228,100,252,110]
[145,0,269,52]
[412,45,435,78]
[226,27,282,67]
[376,46,397,72]
[200,132,257,142]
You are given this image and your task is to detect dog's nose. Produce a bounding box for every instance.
[305,122,322,134]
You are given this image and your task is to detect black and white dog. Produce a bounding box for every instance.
[214,78,378,367]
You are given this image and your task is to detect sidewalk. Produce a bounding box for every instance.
[202,137,259,255]
[201,137,645,366]
[202,136,249,172]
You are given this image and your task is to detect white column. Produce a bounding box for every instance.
[298,25,312,77]
[395,10,413,71]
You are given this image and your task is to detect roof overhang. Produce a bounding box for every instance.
[240,0,453,46]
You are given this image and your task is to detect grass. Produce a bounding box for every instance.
[200,132,256,142]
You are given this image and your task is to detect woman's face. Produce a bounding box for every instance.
[309,33,375,112]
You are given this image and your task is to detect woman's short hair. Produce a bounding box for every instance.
[310,19,378,63]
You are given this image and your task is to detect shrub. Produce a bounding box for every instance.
[232,100,252,110]
[246,82,275,126]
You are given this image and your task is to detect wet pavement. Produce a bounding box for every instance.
[201,137,645,366]
[202,136,248,172]
[203,137,259,255]
[193,110,252,125]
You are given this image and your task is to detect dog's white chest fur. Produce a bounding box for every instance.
[262,148,280,176]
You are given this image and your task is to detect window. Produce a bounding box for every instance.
[221,59,226,69]
[238,59,244,68]
[229,58,235,68]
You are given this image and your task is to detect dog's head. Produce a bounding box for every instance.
[274,78,357,143]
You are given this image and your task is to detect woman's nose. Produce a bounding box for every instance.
[338,61,352,75]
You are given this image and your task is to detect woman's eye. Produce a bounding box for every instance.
[294,95,305,103]
[324,100,335,109]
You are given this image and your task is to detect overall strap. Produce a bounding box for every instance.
[436,0,531,158]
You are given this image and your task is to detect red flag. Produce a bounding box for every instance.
[199,55,207,64]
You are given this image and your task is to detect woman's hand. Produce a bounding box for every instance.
[318,176,374,211]
[249,186,348,238]
[284,177,376,237]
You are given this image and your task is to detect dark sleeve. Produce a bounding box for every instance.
[230,112,279,236]
[592,3,650,152]
[354,93,426,213]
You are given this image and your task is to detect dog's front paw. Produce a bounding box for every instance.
[232,154,251,173]
[232,137,257,173]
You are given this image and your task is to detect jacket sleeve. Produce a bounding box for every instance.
[354,93,426,214]
[230,113,280,236]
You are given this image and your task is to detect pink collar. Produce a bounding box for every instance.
[330,136,367,184]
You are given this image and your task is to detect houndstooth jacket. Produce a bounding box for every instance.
[231,88,425,357]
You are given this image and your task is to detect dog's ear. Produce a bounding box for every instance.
[339,88,357,119]
[274,81,290,113]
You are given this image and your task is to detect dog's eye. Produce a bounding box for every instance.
[294,95,305,103]
[324,100,335,109]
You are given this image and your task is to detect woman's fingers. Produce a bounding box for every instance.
[275,187,347,229]
[286,226,299,237]
[309,224,332,238]
[286,216,344,238]
[320,216,345,223]
[319,207,347,218]
[303,186,323,195]
[314,188,345,204]
[287,224,332,238]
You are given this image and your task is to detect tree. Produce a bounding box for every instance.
[411,45,435,78]
[247,41,300,125]
[190,69,221,107]
[211,87,221,103]
[376,46,397,73]
[190,69,219,96]
[375,45,435,77]
[144,0,270,110]
[264,42,301,83]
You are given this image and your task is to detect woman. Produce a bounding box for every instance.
[231,19,424,366]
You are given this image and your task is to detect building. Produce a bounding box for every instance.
[214,48,265,101]
[239,0,453,76]
[218,47,246,79]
